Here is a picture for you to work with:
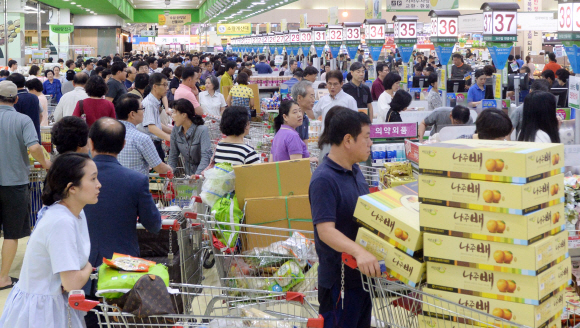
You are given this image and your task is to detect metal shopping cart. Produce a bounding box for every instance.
[149,173,205,209]
[69,284,324,327]
[204,115,223,151]
[341,254,528,328]
[360,165,382,192]
[28,165,46,228]
[244,135,274,162]
[207,220,319,301]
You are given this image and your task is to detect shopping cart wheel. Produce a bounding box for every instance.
[203,249,215,269]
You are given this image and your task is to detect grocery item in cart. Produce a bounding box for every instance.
[241,307,294,328]
[201,162,236,206]
[97,262,170,299]
[273,260,305,289]
[212,193,242,248]
[102,253,156,272]
[243,232,317,268]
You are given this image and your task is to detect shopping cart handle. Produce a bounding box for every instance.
[307,315,325,328]
[183,212,198,220]
[286,291,306,304]
[160,171,174,179]
[342,253,358,269]
[161,219,181,231]
[68,290,99,312]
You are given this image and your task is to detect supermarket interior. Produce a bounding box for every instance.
[5,0,580,327]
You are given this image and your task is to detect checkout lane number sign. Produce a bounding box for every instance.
[483,11,517,35]
[558,3,580,31]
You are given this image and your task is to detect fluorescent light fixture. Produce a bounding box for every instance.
[77,4,82,7]
[70,2,75,4]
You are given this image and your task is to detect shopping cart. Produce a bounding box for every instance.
[28,165,46,228]
[149,173,204,209]
[207,220,319,300]
[69,284,324,327]
[341,254,528,328]
[204,115,223,151]
[244,135,274,162]
[360,164,382,192]
[249,121,273,138]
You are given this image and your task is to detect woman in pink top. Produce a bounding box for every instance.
[25,79,50,126]
[270,100,310,162]
[72,75,116,128]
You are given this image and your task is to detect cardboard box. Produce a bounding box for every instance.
[243,195,313,250]
[421,288,564,328]
[233,159,311,208]
[426,258,572,305]
[355,227,426,287]
[353,182,422,256]
[417,315,561,328]
[418,174,565,215]
[423,231,569,276]
[418,139,564,183]
[420,203,566,245]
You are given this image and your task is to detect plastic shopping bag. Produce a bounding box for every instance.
[201,163,235,207]
[211,193,242,248]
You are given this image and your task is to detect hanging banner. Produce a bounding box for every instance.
[367,41,383,61]
[487,42,512,70]
[569,75,580,110]
[365,0,374,19]
[266,23,271,33]
[328,7,339,25]
[433,43,455,66]
[374,0,382,19]
[563,42,580,77]
[431,0,458,9]
[398,44,415,63]
[281,19,287,32]
[300,14,308,28]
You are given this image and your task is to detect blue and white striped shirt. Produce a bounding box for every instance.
[118,120,163,176]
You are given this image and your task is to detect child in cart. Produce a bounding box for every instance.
[309,108,381,328]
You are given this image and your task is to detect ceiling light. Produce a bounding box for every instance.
[85,9,90,11]
[342,11,348,17]
[77,5,82,7]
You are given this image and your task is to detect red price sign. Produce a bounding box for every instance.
[329,29,343,41]
[345,27,361,40]
[559,3,573,31]
[367,24,385,40]
[290,33,299,43]
[284,34,290,43]
[314,30,326,42]
[483,12,493,34]
[437,17,458,37]
[430,18,438,37]
[491,11,517,35]
[396,21,416,38]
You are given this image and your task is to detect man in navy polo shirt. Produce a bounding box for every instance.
[309,108,380,328]
[6,73,42,142]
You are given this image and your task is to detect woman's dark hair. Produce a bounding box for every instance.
[518,91,560,143]
[389,90,412,113]
[318,106,348,149]
[101,69,112,80]
[41,153,92,206]
[85,75,108,98]
[29,65,40,76]
[236,72,249,85]
[526,55,531,63]
[220,106,250,136]
[173,98,204,126]
[556,68,570,84]
[161,67,173,79]
[483,64,496,76]
[274,100,299,133]
[548,52,557,62]
[51,116,89,154]
[383,72,402,90]
[474,69,485,79]
[474,109,513,140]
[206,76,220,92]
[427,73,438,87]
[25,78,43,92]
[44,69,54,78]
[174,65,184,80]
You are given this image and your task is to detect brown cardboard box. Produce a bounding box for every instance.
[233,159,312,208]
[242,195,313,250]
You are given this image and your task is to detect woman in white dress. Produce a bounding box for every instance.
[199,76,227,117]
[0,153,100,328]
[376,72,401,123]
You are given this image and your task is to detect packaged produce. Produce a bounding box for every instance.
[354,182,422,256]
[273,260,304,289]
[102,253,156,272]
[201,163,236,207]
[241,307,293,328]
[418,174,565,215]
[292,262,318,293]
[383,161,413,176]
[420,202,565,245]
[426,258,571,305]
[243,232,317,268]
[423,231,569,275]
[356,227,426,287]
[422,287,565,328]
[418,139,564,183]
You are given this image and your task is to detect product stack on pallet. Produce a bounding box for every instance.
[417,139,570,328]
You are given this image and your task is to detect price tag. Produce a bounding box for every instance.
[345,26,361,40]
[329,28,343,41]
[559,3,573,31]
[489,11,517,35]
[314,30,326,42]
[437,17,458,37]
[290,32,299,43]
[395,21,417,38]
[367,24,385,40]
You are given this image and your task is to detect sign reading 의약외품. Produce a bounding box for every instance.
[370,123,418,139]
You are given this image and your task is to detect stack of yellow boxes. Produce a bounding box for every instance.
[417,139,570,328]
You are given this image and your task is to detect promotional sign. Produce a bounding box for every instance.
[312,27,326,57]
[569,75,580,109]
[217,24,252,35]
[300,14,308,28]
[364,19,386,60]
[327,25,343,58]
[344,23,362,61]
[518,12,557,31]
[50,25,74,34]
[387,0,430,11]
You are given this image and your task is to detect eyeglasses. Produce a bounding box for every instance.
[156,82,169,87]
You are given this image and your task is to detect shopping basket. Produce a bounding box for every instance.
[206,220,319,299]
[69,284,324,327]
[341,254,528,328]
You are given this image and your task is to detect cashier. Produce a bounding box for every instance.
[467,69,487,108]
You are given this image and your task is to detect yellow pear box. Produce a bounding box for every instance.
[417,315,562,328]
[421,287,564,328]
[355,227,426,287]
[418,174,564,215]
[420,203,565,245]
[353,182,422,256]
[423,231,569,276]
[426,258,571,305]
[418,139,564,183]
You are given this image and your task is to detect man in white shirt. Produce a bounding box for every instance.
[53,73,89,122]
[306,70,357,132]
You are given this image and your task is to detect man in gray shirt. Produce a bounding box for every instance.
[418,105,473,140]
[450,53,472,91]
[0,80,51,289]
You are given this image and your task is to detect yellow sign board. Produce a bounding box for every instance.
[158,14,191,26]
[494,73,502,100]
[365,0,374,19]
[217,24,252,35]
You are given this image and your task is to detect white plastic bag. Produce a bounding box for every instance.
[201,164,236,207]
